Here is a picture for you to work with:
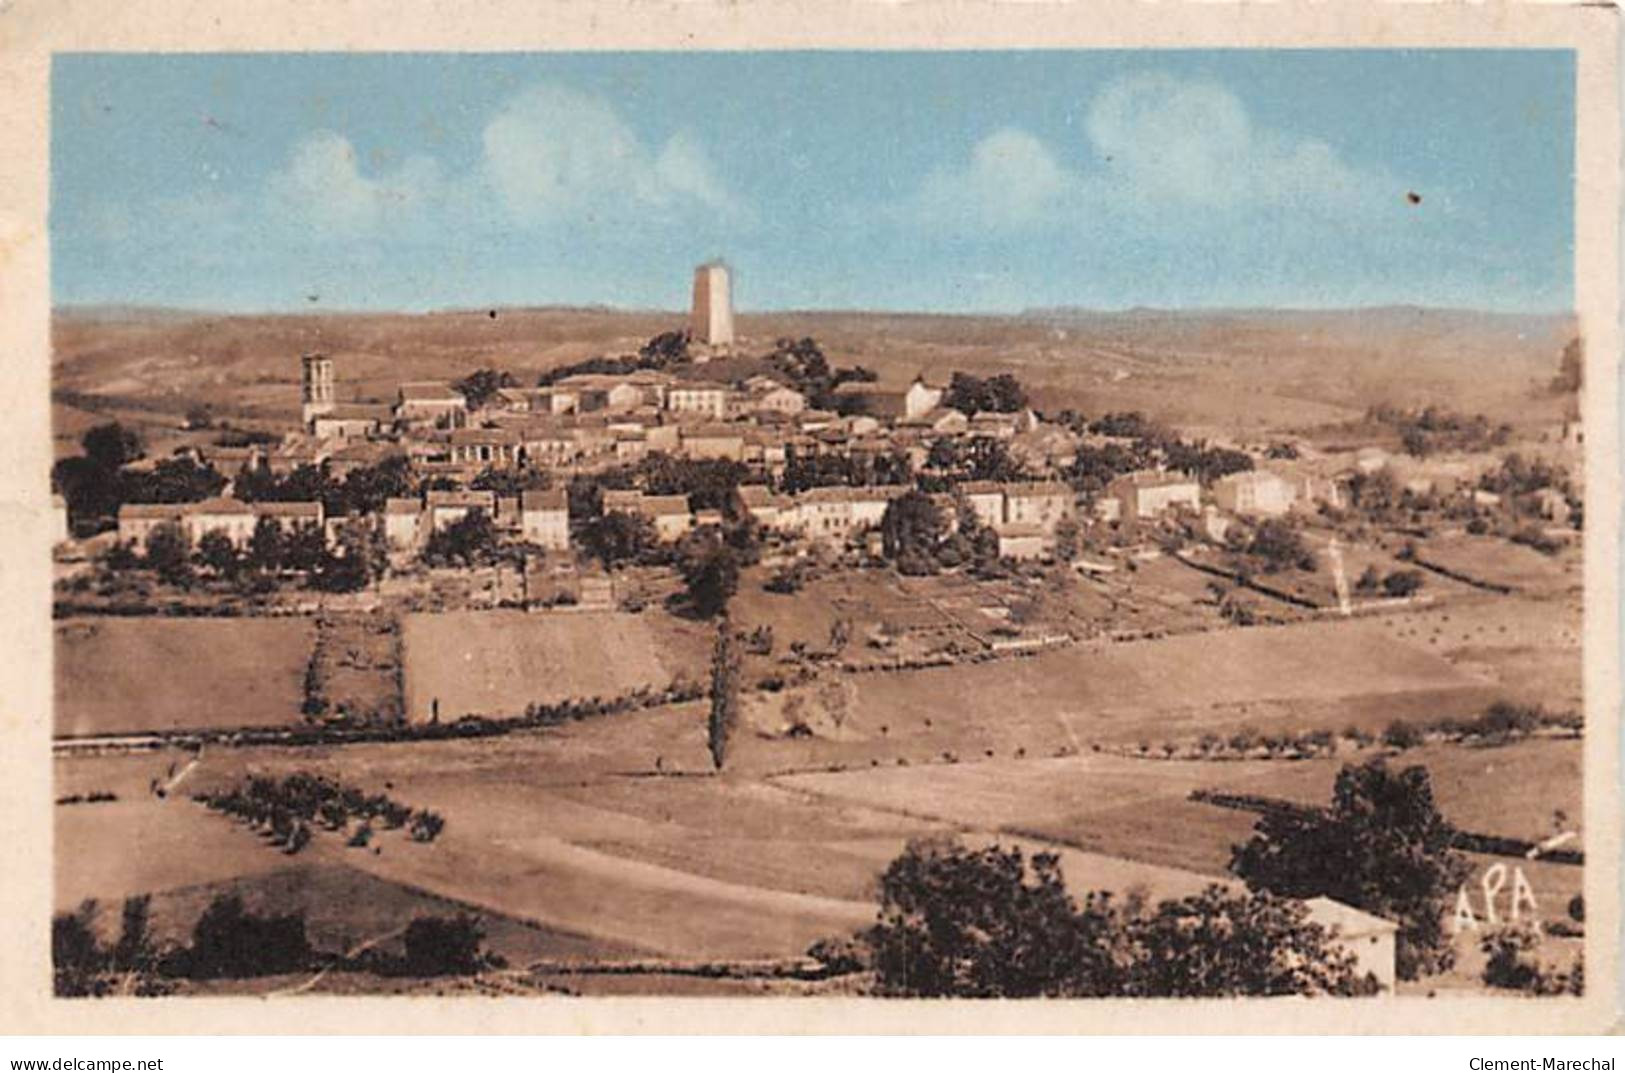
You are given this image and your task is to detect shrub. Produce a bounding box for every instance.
[1481,926,1581,995]
[398,914,487,976]
[1382,719,1423,750]
[175,895,310,979]
[1381,570,1424,598]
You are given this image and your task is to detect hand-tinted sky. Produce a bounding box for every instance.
[51,51,1573,314]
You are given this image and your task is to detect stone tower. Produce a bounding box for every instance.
[690,262,734,348]
[300,353,335,427]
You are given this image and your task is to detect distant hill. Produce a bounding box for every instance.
[51,304,1579,439]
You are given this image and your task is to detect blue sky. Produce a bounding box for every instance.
[51,51,1574,314]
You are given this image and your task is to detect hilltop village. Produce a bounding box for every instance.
[51,267,1588,999]
[54,263,1582,623]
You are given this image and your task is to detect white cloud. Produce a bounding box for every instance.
[899,72,1392,234]
[267,130,445,238]
[263,85,745,239]
[914,128,1070,229]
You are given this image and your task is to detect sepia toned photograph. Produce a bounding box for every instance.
[4,3,1618,1036]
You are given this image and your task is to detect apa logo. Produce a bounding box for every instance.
[1452,862,1539,933]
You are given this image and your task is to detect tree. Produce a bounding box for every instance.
[82,422,144,469]
[707,616,740,771]
[422,508,497,567]
[196,529,240,577]
[580,510,656,570]
[52,455,124,531]
[53,900,107,997]
[319,516,387,592]
[281,522,329,574]
[1229,758,1470,980]
[454,369,516,411]
[1241,518,1317,574]
[247,515,286,573]
[144,522,193,588]
[677,528,740,618]
[1053,518,1081,563]
[880,491,945,568]
[122,457,227,504]
[1126,886,1373,998]
[862,838,1127,998]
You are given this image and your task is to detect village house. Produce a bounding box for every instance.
[1107,471,1203,519]
[519,420,579,467]
[995,522,1050,561]
[116,503,187,549]
[603,492,694,542]
[1002,481,1075,531]
[665,381,731,420]
[554,373,643,412]
[736,484,795,531]
[425,489,496,533]
[614,429,649,462]
[958,481,1005,528]
[324,440,402,480]
[184,496,258,548]
[900,407,969,436]
[520,488,570,550]
[791,484,906,543]
[311,403,391,441]
[680,424,747,462]
[448,427,523,469]
[832,375,945,421]
[750,382,807,416]
[396,382,469,427]
[383,497,422,550]
[1211,469,1298,517]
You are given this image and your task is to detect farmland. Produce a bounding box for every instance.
[54,616,313,736]
[399,609,710,722]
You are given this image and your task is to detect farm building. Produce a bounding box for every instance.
[1211,470,1297,517]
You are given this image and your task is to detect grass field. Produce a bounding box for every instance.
[400,609,710,722]
[1418,534,1580,596]
[54,617,314,736]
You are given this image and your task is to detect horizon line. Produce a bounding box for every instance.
[52,301,1578,321]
